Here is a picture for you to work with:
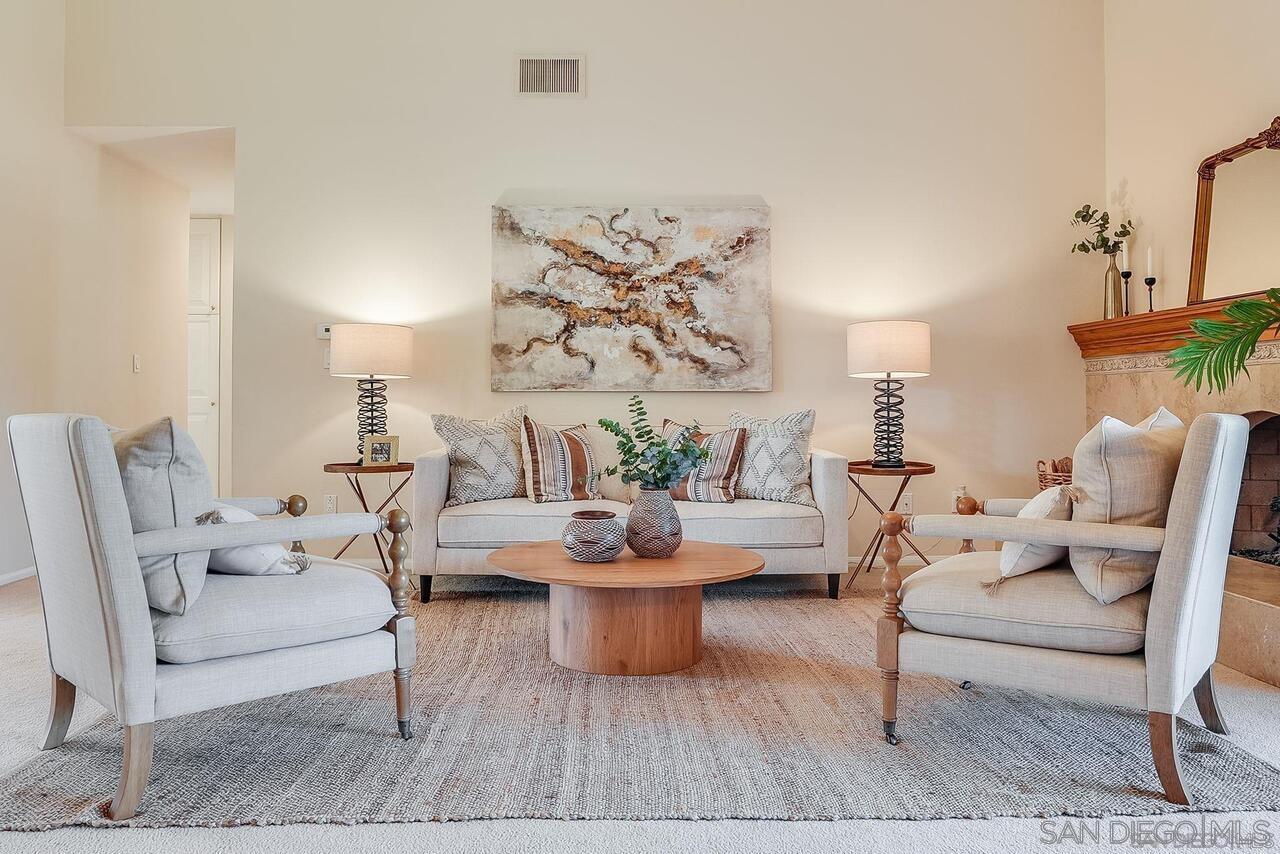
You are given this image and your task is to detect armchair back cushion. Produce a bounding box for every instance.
[7,415,157,724]
[1069,407,1187,604]
[111,417,214,614]
[1145,413,1247,713]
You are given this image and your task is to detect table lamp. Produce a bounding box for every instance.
[846,320,931,468]
[329,323,413,462]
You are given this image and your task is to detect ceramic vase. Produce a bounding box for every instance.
[1102,253,1123,319]
[561,510,625,563]
[626,488,683,558]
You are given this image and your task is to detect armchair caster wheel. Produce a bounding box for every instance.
[883,720,899,745]
[398,720,414,740]
[960,681,972,690]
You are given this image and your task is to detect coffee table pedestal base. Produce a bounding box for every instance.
[549,583,703,675]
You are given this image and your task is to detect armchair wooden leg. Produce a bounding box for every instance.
[108,723,153,820]
[1149,712,1193,805]
[394,668,413,740]
[878,513,907,745]
[827,573,841,600]
[1193,668,1229,735]
[40,673,76,750]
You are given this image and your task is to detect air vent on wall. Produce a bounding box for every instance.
[516,54,585,97]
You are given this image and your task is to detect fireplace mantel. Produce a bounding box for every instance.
[1067,294,1280,359]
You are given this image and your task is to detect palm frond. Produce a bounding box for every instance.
[1169,289,1280,393]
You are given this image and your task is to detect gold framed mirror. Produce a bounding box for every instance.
[1187,116,1280,304]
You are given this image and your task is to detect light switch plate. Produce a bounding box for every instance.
[324,494,337,514]
[132,354,141,374]
[316,322,332,340]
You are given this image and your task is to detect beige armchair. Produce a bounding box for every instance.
[7,414,416,820]
[875,413,1246,805]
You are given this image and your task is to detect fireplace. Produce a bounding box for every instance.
[1232,413,1280,563]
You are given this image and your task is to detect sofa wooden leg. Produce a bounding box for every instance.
[827,573,841,600]
[419,575,432,603]
[1192,668,1229,735]
[40,673,76,750]
[1149,712,1192,805]
[108,723,153,820]
[878,513,906,745]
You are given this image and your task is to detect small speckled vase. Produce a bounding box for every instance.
[561,510,625,563]
[626,488,683,558]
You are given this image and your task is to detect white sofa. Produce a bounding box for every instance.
[411,446,849,601]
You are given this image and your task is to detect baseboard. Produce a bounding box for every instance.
[0,565,35,587]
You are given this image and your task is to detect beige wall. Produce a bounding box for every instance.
[1103,0,1280,310]
[0,0,189,576]
[64,0,1106,555]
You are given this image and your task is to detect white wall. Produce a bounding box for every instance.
[0,0,189,578]
[64,0,1106,554]
[1103,0,1280,309]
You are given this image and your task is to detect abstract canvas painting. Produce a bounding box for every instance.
[491,202,771,391]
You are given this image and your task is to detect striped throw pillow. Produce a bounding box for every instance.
[520,417,600,503]
[661,420,747,503]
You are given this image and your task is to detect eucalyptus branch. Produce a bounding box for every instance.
[598,395,708,490]
[1070,204,1133,256]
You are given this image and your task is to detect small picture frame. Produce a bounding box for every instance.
[363,435,399,466]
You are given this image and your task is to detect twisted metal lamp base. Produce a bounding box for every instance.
[355,377,388,462]
[871,377,906,468]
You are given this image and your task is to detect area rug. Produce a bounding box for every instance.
[2,577,1280,830]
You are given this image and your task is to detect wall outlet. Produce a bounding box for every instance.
[323,346,330,370]
[323,494,337,514]
[132,354,141,374]
[899,493,913,515]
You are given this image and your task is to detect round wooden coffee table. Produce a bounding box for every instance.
[487,540,764,676]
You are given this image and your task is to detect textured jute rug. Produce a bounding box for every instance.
[2,576,1280,830]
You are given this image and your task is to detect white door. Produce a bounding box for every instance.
[188,219,221,488]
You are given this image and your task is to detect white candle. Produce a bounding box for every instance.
[1121,241,1129,271]
[1146,246,1154,278]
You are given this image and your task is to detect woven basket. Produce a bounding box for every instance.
[1037,457,1073,490]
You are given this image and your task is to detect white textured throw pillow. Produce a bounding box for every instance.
[996,486,1074,580]
[728,409,816,507]
[432,405,527,506]
[112,417,213,615]
[1069,407,1187,604]
[200,503,310,576]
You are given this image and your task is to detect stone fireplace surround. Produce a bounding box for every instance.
[1073,315,1280,688]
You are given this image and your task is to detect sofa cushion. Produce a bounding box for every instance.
[151,557,395,664]
[900,551,1148,654]
[729,409,817,507]
[112,417,214,615]
[432,404,527,506]
[662,420,748,503]
[439,498,633,547]
[675,499,823,547]
[521,417,600,502]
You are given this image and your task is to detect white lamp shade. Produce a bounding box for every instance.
[847,320,931,379]
[329,323,413,379]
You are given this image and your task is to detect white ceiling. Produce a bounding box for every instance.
[75,126,235,215]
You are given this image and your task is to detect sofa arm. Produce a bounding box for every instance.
[412,448,450,577]
[904,513,1164,551]
[811,448,849,576]
[134,513,382,557]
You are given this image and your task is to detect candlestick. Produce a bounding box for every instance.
[1121,241,1129,271]
[1121,269,1133,316]
[1144,276,1157,312]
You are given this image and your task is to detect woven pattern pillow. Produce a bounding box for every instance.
[1069,407,1187,604]
[991,486,1075,587]
[432,405,527,507]
[661,420,747,503]
[521,417,600,503]
[112,417,214,615]
[728,409,816,507]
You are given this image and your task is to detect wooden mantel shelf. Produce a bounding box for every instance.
[1068,294,1279,358]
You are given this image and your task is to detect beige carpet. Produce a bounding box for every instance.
[1,574,1279,834]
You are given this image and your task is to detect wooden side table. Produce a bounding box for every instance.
[323,462,414,573]
[845,460,935,589]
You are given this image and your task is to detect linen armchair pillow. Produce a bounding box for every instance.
[431,404,527,506]
[199,502,311,575]
[661,420,747,503]
[728,409,817,507]
[989,485,1075,589]
[1069,407,1187,604]
[111,417,214,615]
[520,416,600,503]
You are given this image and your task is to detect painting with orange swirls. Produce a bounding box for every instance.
[491,203,772,391]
